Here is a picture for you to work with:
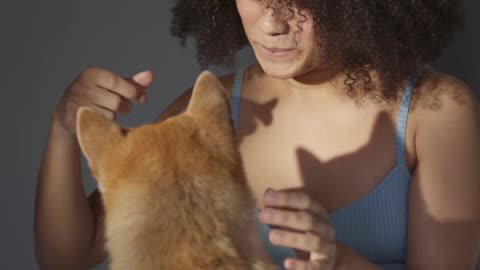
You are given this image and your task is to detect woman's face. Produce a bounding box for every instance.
[236,0,324,79]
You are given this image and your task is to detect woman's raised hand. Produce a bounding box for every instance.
[52,66,153,135]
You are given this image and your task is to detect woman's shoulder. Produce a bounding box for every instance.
[412,67,477,107]
[218,63,263,95]
[410,67,479,151]
[410,68,479,119]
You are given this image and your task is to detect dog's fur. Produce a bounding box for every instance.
[77,71,274,270]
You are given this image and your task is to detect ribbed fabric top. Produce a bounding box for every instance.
[231,67,420,270]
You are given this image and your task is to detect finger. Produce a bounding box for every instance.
[264,189,328,217]
[128,70,153,88]
[81,104,116,120]
[126,70,154,103]
[269,229,334,253]
[93,68,147,103]
[284,258,333,270]
[89,104,117,120]
[87,87,132,114]
[259,208,334,237]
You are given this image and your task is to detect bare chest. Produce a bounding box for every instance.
[234,96,415,213]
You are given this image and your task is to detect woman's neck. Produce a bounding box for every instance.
[272,66,353,107]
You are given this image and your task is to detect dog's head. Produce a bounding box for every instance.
[76,71,238,208]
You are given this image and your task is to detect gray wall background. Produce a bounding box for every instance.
[1,0,478,269]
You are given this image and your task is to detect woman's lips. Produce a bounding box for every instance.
[257,43,297,58]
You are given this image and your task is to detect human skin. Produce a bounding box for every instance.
[34,68,153,269]
[235,0,480,270]
[34,0,480,269]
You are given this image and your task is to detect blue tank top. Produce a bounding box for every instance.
[230,67,420,270]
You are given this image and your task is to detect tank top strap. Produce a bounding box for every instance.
[231,68,245,129]
[395,70,420,167]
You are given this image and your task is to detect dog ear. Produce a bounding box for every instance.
[186,70,232,125]
[76,107,126,175]
[185,71,237,163]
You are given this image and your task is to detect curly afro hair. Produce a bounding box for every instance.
[170,0,464,102]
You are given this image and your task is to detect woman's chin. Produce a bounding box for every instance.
[257,61,300,79]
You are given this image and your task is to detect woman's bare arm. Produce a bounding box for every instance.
[34,67,152,269]
[406,74,480,270]
[34,114,105,270]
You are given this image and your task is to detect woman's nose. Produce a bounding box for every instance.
[257,8,290,36]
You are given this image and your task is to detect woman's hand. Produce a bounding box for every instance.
[52,66,153,136]
[259,189,338,270]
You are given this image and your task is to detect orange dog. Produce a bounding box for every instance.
[77,71,274,270]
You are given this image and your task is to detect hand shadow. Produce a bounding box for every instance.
[234,97,278,145]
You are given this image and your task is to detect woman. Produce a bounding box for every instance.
[34,0,480,269]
